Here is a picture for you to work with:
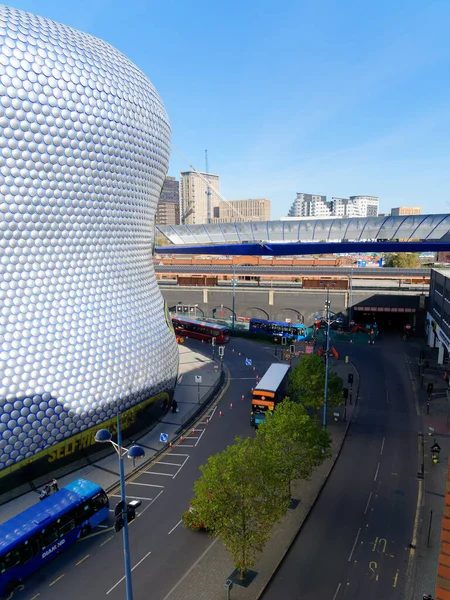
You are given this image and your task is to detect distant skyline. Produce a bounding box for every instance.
[7,0,450,218]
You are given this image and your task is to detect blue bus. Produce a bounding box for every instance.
[0,478,109,597]
[249,318,307,341]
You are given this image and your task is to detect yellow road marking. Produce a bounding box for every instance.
[393,569,399,587]
[29,595,40,600]
[49,574,65,587]
[108,365,231,498]
[76,554,89,566]
[369,561,377,575]
[100,535,114,547]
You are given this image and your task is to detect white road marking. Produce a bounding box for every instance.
[364,492,373,515]
[348,528,361,562]
[168,520,182,535]
[195,429,206,447]
[176,444,195,448]
[333,583,342,599]
[137,489,164,518]
[374,462,380,481]
[173,455,190,479]
[128,481,167,487]
[380,437,385,455]
[158,461,184,467]
[106,550,152,594]
[111,494,154,501]
[161,538,219,600]
[167,453,190,457]
[139,471,174,477]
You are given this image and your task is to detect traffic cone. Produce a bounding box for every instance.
[219,410,223,417]
[206,418,209,424]
[241,394,245,401]
[232,348,234,353]
[180,436,183,443]
[169,441,173,449]
[253,366,256,371]
[192,428,195,434]
[350,339,353,344]
[251,387,254,393]
[238,352,241,356]
[230,402,233,409]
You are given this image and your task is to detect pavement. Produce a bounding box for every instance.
[0,341,222,519]
[402,338,450,600]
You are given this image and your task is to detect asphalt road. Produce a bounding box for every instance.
[261,333,419,599]
[17,338,278,600]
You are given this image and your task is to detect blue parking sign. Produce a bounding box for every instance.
[159,433,168,443]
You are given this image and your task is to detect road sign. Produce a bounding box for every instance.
[195,375,202,383]
[159,433,168,443]
[245,358,252,366]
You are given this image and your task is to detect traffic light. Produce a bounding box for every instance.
[427,382,434,395]
[290,345,295,354]
[211,337,216,347]
[281,337,287,346]
[348,373,353,385]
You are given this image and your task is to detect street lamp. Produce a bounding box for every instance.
[318,281,342,428]
[95,409,145,600]
[231,260,236,331]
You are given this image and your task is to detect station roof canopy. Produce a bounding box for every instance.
[156,214,450,256]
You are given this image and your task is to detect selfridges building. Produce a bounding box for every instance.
[0,6,178,485]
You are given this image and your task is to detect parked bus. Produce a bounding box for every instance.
[249,318,307,341]
[250,363,291,427]
[0,479,109,597]
[171,315,231,344]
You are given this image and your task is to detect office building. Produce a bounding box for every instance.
[180,171,220,224]
[156,176,180,225]
[212,199,271,222]
[0,6,178,482]
[288,193,379,218]
[391,207,422,216]
[427,269,450,364]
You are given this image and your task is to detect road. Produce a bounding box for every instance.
[17,338,277,600]
[154,264,431,278]
[261,333,419,599]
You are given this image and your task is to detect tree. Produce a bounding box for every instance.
[191,436,289,579]
[383,252,420,268]
[256,399,331,497]
[289,354,343,411]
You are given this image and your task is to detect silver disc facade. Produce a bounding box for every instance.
[0,6,178,474]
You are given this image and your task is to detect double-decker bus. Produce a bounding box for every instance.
[171,315,231,344]
[0,479,109,597]
[250,363,291,427]
[249,318,307,341]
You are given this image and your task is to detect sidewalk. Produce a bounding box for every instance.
[403,339,450,599]
[0,342,222,520]
[163,358,359,600]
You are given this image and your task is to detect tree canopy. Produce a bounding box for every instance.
[289,354,343,411]
[383,252,420,268]
[191,436,289,578]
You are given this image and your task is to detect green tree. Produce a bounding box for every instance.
[191,436,289,579]
[256,399,331,497]
[383,252,420,268]
[289,354,343,411]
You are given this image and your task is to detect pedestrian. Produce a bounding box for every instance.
[171,399,178,414]
[51,478,59,493]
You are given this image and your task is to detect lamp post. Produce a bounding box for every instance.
[95,409,145,600]
[231,261,236,331]
[318,281,340,428]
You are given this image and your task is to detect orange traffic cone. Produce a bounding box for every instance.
[192,428,195,434]
[230,403,233,409]
[238,352,241,356]
[241,394,244,401]
[219,410,223,417]
[169,441,172,449]
[206,418,209,424]
[180,436,183,443]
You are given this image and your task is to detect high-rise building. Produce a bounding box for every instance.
[212,199,271,222]
[391,206,422,216]
[288,193,379,218]
[288,193,329,217]
[156,176,180,225]
[180,171,220,224]
[349,196,379,217]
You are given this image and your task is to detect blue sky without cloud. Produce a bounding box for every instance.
[7,0,450,217]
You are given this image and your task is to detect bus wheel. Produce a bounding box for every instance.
[80,525,91,538]
[5,579,19,595]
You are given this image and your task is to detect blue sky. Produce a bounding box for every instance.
[7,0,450,217]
